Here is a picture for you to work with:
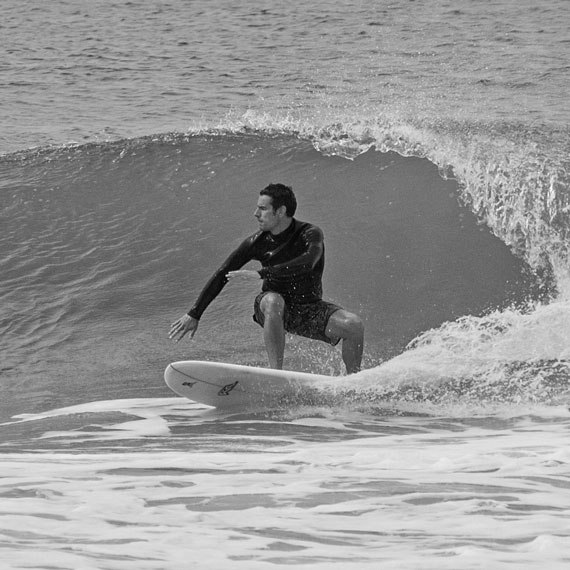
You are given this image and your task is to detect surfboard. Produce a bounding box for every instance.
[164,360,333,410]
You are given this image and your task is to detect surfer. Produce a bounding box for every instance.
[169,183,364,374]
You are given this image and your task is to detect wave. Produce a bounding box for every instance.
[1,119,569,420]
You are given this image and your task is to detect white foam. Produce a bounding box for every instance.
[2,406,569,568]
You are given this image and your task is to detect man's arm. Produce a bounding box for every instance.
[169,235,257,342]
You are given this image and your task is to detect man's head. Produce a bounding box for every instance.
[259,183,297,217]
[255,183,297,234]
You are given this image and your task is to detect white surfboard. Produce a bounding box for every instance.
[164,360,333,410]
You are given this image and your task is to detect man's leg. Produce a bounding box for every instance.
[259,292,286,369]
[326,310,364,374]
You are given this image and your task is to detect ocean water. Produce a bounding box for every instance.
[2,0,570,568]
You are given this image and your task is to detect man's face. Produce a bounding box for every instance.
[254,195,280,233]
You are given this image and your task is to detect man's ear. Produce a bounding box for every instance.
[276,205,287,218]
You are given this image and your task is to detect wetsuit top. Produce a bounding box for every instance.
[188,219,325,320]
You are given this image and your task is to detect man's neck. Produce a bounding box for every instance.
[270,217,294,236]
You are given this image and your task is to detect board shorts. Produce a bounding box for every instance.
[253,292,342,346]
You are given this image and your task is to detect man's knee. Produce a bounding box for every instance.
[328,310,364,340]
[260,293,285,320]
[345,312,365,339]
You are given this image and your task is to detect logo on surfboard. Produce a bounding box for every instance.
[218,381,239,396]
[182,381,197,388]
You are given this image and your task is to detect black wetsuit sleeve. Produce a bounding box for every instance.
[187,236,256,320]
[258,225,323,279]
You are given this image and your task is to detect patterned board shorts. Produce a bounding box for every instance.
[253,291,342,346]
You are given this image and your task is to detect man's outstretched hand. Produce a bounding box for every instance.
[169,314,199,342]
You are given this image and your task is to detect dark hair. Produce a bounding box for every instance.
[260,183,297,217]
